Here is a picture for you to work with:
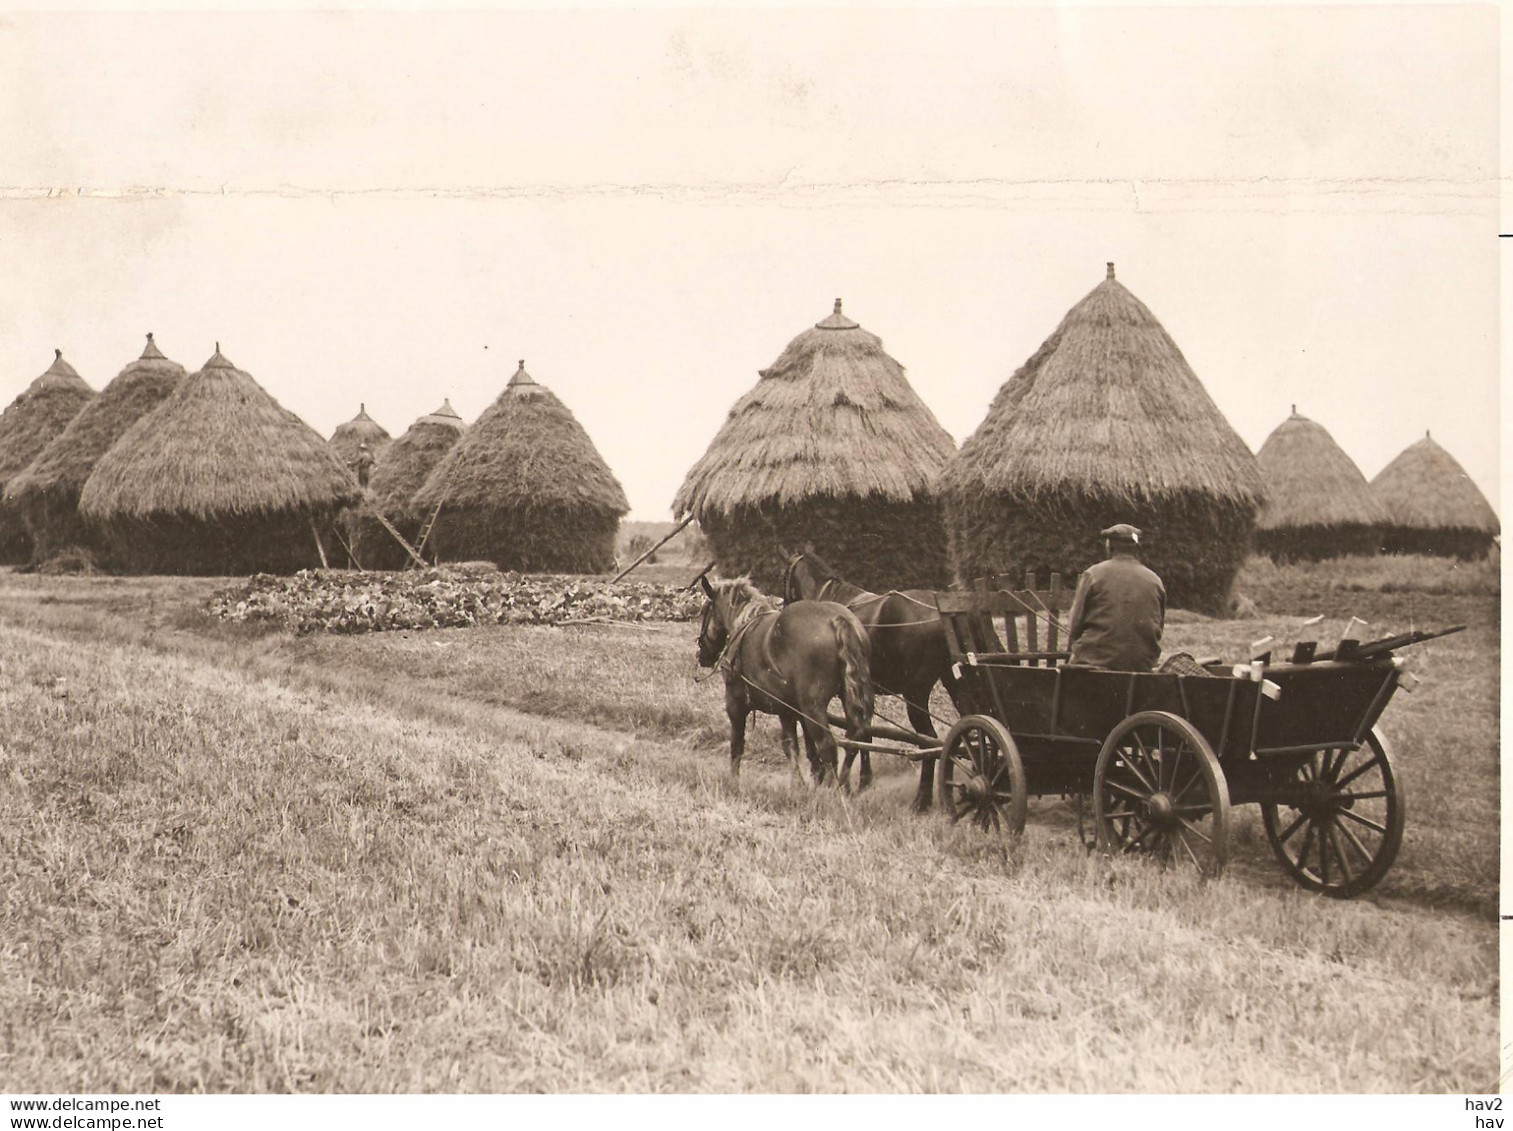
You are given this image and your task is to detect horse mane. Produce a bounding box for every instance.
[801,549,872,601]
[715,576,781,630]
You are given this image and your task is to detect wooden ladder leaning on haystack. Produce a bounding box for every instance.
[354,474,453,572]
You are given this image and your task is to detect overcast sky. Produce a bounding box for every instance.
[0,5,1498,519]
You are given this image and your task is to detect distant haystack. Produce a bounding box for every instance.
[1371,431,1498,560]
[79,345,361,575]
[412,362,628,573]
[329,404,392,472]
[348,399,466,568]
[0,350,96,564]
[8,335,185,567]
[942,264,1264,613]
[674,299,957,591]
[1253,408,1385,562]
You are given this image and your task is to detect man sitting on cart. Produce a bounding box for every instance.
[1065,524,1166,672]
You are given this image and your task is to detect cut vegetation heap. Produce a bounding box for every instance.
[674,299,957,592]
[942,264,1264,613]
[7,335,185,568]
[79,345,361,575]
[412,362,628,574]
[1371,432,1499,560]
[209,566,701,634]
[0,350,95,565]
[1253,407,1385,563]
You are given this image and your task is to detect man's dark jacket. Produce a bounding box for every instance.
[1065,554,1166,672]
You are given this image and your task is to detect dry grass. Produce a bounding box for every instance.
[0,563,1496,1093]
[943,265,1263,610]
[1254,412,1384,531]
[942,264,1262,506]
[674,299,955,517]
[1372,434,1499,535]
[413,364,626,573]
[79,349,358,523]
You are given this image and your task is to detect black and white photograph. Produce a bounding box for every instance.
[0,0,1500,1109]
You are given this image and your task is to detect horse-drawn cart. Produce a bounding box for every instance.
[829,575,1458,900]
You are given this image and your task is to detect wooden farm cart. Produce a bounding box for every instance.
[925,582,1460,900]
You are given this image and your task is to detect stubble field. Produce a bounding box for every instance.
[0,555,1498,1092]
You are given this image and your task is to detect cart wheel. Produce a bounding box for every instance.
[1094,711,1230,877]
[1260,728,1404,899]
[937,715,1027,838]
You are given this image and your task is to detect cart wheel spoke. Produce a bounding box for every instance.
[1104,778,1152,802]
[939,716,1027,839]
[1325,822,1355,885]
[1260,729,1403,899]
[1122,823,1159,855]
[1174,826,1204,870]
[1095,712,1229,877]
[1334,817,1377,864]
[1336,808,1388,835]
[1176,817,1214,846]
[1273,810,1308,845]
[1334,758,1382,791]
[1116,750,1159,795]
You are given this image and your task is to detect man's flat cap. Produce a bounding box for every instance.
[1101,523,1142,544]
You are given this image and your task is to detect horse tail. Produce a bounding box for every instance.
[833,614,873,738]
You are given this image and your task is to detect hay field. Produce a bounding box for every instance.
[0,558,1497,1092]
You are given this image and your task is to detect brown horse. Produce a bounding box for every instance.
[783,549,956,810]
[697,576,873,786]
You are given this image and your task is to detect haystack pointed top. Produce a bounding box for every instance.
[329,402,392,465]
[675,298,955,517]
[1371,432,1498,534]
[414,399,465,429]
[414,363,627,517]
[815,297,860,331]
[7,336,185,507]
[942,262,1263,506]
[1106,262,1115,280]
[79,347,359,524]
[1254,410,1384,530]
[41,350,81,382]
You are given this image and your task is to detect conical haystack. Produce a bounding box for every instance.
[942,264,1264,613]
[8,335,185,567]
[674,299,957,591]
[1253,407,1385,562]
[0,350,96,563]
[347,398,466,568]
[1371,431,1498,559]
[412,362,628,572]
[330,403,392,471]
[79,345,361,575]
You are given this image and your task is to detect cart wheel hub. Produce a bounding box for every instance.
[965,775,989,802]
[1147,792,1175,822]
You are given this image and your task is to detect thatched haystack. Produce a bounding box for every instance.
[1253,407,1385,562]
[673,299,957,591]
[411,362,628,573]
[7,335,185,567]
[347,399,466,568]
[941,264,1264,613]
[78,345,361,575]
[329,404,392,474]
[0,350,96,564]
[1370,431,1499,559]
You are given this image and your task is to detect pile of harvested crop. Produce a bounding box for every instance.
[208,567,703,635]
